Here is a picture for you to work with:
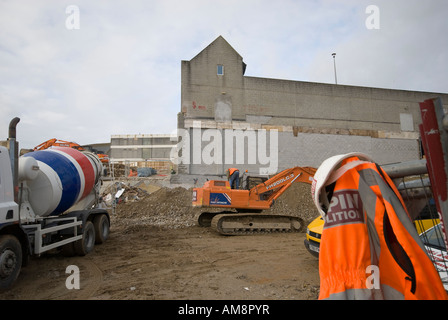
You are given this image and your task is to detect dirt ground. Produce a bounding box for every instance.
[0,179,321,300]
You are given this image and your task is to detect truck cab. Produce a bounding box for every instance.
[0,146,28,289]
[0,146,19,226]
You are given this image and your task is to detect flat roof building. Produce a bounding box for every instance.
[175,36,448,176]
[110,133,177,174]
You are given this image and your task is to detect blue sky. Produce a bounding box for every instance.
[1,0,447,149]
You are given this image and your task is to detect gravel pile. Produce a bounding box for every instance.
[111,181,320,232]
[112,187,201,232]
[266,182,320,224]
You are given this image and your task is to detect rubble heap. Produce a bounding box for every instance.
[102,182,150,204]
[111,181,320,232]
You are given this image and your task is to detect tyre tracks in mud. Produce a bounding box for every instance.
[0,225,320,300]
[0,254,104,300]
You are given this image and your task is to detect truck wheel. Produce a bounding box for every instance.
[93,214,110,244]
[74,221,96,256]
[0,235,22,290]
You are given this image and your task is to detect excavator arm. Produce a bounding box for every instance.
[34,138,84,151]
[250,166,316,205]
[33,138,57,150]
[33,139,108,164]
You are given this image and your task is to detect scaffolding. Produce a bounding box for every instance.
[383,159,447,290]
[381,97,448,291]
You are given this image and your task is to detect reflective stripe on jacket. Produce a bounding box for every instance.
[319,157,448,300]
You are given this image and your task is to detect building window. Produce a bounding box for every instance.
[217,64,224,75]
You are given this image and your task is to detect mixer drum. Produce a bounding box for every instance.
[22,147,102,216]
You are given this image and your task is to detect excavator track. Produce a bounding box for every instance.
[210,213,304,235]
[197,211,234,227]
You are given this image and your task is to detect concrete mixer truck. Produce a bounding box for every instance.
[0,117,110,289]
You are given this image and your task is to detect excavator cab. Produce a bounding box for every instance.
[240,175,268,191]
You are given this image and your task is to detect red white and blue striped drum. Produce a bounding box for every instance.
[22,147,102,216]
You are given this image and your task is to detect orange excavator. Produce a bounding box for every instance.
[34,138,110,164]
[34,138,84,151]
[193,166,316,235]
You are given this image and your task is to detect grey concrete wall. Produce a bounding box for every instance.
[277,131,419,169]
[181,36,245,120]
[171,125,420,176]
[177,36,445,176]
[181,37,448,133]
[241,77,448,133]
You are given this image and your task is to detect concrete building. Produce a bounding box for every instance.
[175,36,448,177]
[110,134,177,173]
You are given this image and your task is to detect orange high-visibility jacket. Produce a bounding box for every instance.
[228,168,239,176]
[318,157,448,300]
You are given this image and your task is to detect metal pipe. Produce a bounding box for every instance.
[381,158,427,179]
[8,117,20,139]
[419,97,448,250]
[8,117,20,203]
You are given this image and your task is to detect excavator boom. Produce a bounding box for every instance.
[33,138,109,164]
[34,138,84,151]
[249,166,316,205]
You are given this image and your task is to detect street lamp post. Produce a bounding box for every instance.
[332,53,337,85]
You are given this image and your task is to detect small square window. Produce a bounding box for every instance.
[217,64,224,75]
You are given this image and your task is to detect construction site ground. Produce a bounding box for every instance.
[0,176,321,300]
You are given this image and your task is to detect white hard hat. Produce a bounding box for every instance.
[311,152,373,217]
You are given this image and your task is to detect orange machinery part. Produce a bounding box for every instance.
[192,166,316,211]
